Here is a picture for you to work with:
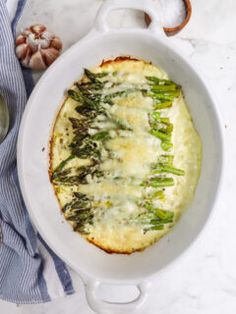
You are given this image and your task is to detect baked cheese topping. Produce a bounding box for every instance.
[50,58,202,254]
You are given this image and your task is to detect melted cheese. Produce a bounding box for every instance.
[104,136,158,178]
[51,59,202,254]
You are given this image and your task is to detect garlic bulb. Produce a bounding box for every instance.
[16,24,62,71]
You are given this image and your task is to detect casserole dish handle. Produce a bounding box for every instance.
[85,279,151,314]
[94,0,165,37]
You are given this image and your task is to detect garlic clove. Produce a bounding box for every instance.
[21,46,32,68]
[16,34,26,45]
[15,43,28,60]
[31,24,46,34]
[50,37,62,51]
[29,50,47,71]
[41,48,60,66]
[26,33,38,52]
[27,33,50,50]
[37,38,51,49]
[22,29,32,37]
[42,31,54,42]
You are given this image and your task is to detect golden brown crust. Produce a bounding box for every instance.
[100,56,140,66]
[86,237,146,254]
[48,95,70,217]
[48,96,68,182]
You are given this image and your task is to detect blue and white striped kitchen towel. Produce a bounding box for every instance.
[0,0,76,303]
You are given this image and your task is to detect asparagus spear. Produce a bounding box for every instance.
[63,192,94,234]
[77,84,102,100]
[135,205,174,232]
[68,89,99,109]
[63,192,90,212]
[153,166,185,176]
[78,82,103,91]
[160,123,173,135]
[150,129,171,141]
[151,208,174,223]
[146,76,174,85]
[158,154,174,166]
[153,102,172,110]
[151,85,177,92]
[92,130,110,141]
[148,91,180,101]
[148,225,165,230]
[148,177,174,188]
[84,68,107,83]
[68,117,92,138]
[52,168,72,183]
[150,111,161,121]
[149,190,165,200]
[68,89,83,102]
[161,141,173,151]
[150,112,173,133]
[159,117,170,124]
[149,111,174,150]
[67,209,93,222]
[52,155,76,179]
[152,155,185,176]
[71,139,101,159]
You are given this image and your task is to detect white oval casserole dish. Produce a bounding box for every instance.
[17,1,223,313]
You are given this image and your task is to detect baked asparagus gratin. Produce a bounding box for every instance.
[50,57,201,254]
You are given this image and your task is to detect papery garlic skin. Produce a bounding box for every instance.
[15,24,62,71]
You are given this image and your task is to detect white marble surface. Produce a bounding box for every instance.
[1,0,236,313]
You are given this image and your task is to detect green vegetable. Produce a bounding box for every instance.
[150,111,161,121]
[114,118,131,130]
[68,89,83,102]
[161,141,173,151]
[135,205,174,233]
[159,122,173,135]
[150,129,171,141]
[63,192,90,212]
[149,177,174,187]
[151,155,185,176]
[68,117,91,135]
[153,166,185,176]
[153,102,172,110]
[152,190,165,200]
[63,192,94,234]
[77,85,102,100]
[158,154,174,166]
[155,208,174,221]
[160,117,170,124]
[78,82,103,91]
[71,139,101,159]
[103,88,137,105]
[148,91,180,101]
[69,89,99,110]
[148,225,164,231]
[151,84,177,92]
[92,131,110,141]
[67,209,93,222]
[146,76,174,85]
[84,68,107,83]
[52,155,75,179]
[52,168,71,183]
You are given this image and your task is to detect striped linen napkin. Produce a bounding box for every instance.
[0,0,76,303]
